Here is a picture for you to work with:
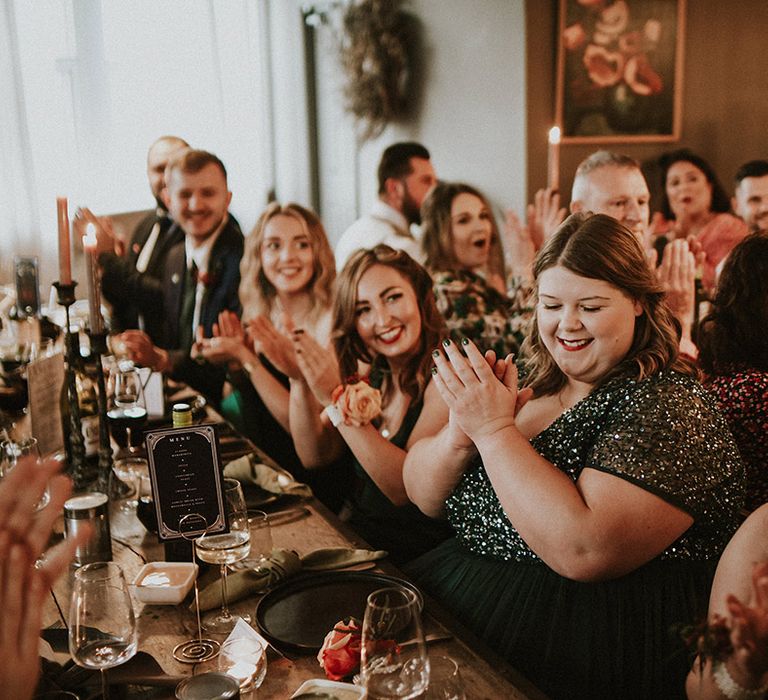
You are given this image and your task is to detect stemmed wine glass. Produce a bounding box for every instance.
[195,478,251,634]
[108,360,147,453]
[361,587,429,700]
[1,436,49,510]
[68,561,138,699]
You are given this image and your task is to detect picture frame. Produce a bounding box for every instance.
[555,0,686,143]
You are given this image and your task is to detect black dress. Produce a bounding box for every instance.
[347,391,454,566]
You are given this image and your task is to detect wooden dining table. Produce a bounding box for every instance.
[40,399,549,699]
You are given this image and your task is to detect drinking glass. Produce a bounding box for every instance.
[218,637,268,692]
[107,361,147,452]
[424,655,466,700]
[1,437,49,509]
[195,478,251,633]
[111,456,148,511]
[238,509,272,570]
[361,588,429,699]
[68,561,138,700]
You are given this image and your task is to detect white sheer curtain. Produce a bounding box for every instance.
[1,0,312,294]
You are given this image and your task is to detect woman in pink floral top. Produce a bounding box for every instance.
[699,233,768,513]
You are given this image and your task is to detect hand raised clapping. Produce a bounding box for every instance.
[291,329,341,406]
[431,337,532,443]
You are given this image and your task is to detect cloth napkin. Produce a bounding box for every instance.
[195,547,388,611]
[224,454,313,499]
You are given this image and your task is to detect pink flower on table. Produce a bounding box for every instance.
[624,53,663,95]
[563,23,587,51]
[317,618,362,681]
[583,44,625,87]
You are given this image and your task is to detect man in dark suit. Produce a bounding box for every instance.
[111,149,244,403]
[100,135,189,342]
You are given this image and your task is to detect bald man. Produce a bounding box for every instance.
[570,150,698,356]
[101,135,189,340]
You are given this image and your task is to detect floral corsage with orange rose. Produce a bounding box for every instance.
[323,377,382,428]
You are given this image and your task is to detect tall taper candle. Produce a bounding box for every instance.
[82,223,104,334]
[547,126,561,192]
[57,197,72,285]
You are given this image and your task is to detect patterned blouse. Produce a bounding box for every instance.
[431,268,531,357]
[705,366,768,512]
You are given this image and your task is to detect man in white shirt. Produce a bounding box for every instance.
[732,160,768,233]
[334,142,437,269]
[114,149,244,402]
[100,135,189,340]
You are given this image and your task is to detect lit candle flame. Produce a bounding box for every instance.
[83,222,98,249]
[548,126,561,145]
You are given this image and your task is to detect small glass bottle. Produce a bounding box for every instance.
[172,402,193,427]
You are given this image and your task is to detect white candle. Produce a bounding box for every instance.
[57,197,72,285]
[547,126,561,192]
[82,223,104,334]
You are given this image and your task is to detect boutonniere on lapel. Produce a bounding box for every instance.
[197,270,216,288]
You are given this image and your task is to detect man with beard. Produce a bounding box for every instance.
[99,135,189,341]
[96,149,243,403]
[334,142,437,268]
[732,160,768,233]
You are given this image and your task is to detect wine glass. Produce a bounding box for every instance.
[361,587,429,699]
[195,478,251,633]
[236,509,272,571]
[68,561,138,700]
[107,360,147,453]
[1,437,49,509]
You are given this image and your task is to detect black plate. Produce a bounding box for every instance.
[255,571,422,654]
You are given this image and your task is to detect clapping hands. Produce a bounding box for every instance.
[431,337,532,444]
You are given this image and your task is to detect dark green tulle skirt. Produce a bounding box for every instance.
[408,538,716,700]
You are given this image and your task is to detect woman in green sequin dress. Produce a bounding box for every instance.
[404,213,745,699]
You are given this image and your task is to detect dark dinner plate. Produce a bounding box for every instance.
[255,571,422,654]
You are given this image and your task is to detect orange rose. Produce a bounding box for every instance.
[317,618,362,681]
[338,381,382,427]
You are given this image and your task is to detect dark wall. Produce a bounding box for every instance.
[526,0,768,213]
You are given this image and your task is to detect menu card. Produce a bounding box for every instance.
[27,352,65,456]
[145,424,226,541]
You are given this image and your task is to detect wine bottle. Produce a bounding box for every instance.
[163,402,196,562]
[61,338,101,490]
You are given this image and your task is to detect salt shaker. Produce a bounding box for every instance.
[64,492,112,567]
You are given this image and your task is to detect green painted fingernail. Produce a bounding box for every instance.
[461,337,469,345]
[432,349,440,358]
[442,338,451,347]
[431,366,438,375]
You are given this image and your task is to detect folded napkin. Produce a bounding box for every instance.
[195,547,388,611]
[224,454,313,499]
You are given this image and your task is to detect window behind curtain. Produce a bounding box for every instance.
[4,0,272,291]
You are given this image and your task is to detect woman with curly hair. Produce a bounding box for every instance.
[197,202,350,509]
[699,233,768,513]
[288,245,454,564]
[405,213,744,698]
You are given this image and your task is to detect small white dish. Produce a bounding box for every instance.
[131,562,197,604]
[291,678,365,699]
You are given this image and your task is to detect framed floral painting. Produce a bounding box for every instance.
[555,0,685,143]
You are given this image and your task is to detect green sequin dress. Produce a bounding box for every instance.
[408,371,745,700]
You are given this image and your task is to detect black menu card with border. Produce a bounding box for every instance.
[145,424,226,541]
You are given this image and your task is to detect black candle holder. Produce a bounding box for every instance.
[53,280,89,491]
[87,329,114,493]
